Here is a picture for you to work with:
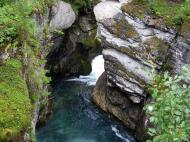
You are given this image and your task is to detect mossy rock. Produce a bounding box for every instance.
[120,37,169,67]
[80,59,92,75]
[121,0,190,30]
[79,29,99,49]
[0,59,32,141]
[144,37,169,63]
[121,1,148,20]
[105,17,140,40]
[69,52,92,76]
[180,21,190,36]
[125,24,139,39]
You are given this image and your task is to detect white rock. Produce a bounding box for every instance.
[50,1,76,30]
[93,1,121,22]
[119,0,131,4]
[103,48,156,84]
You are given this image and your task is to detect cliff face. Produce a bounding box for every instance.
[92,0,190,141]
[28,0,78,140]
[46,15,101,77]
[0,1,77,141]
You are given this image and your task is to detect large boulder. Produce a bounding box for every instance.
[49,1,76,30]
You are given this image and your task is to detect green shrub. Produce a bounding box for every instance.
[149,0,190,27]
[64,0,92,14]
[146,72,190,142]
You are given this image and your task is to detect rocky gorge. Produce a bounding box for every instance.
[1,0,190,141]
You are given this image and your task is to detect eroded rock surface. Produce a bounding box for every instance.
[93,0,190,141]
[92,72,146,141]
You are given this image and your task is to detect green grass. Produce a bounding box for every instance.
[0,59,32,141]
[122,0,190,29]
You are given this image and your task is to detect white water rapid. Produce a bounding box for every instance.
[66,55,105,85]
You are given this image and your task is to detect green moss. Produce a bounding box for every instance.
[80,59,92,75]
[0,59,32,141]
[120,37,169,68]
[121,1,149,20]
[144,37,169,62]
[122,0,190,29]
[79,29,99,49]
[180,20,190,35]
[111,18,128,37]
[106,17,139,39]
[125,24,139,38]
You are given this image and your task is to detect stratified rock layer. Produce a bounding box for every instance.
[93,0,190,141]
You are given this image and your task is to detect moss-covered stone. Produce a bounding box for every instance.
[79,29,99,49]
[126,24,139,39]
[0,59,32,141]
[180,21,190,36]
[144,37,169,63]
[122,0,190,30]
[106,18,139,40]
[119,37,169,68]
[80,59,92,75]
[121,1,148,20]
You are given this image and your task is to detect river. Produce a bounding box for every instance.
[36,55,136,142]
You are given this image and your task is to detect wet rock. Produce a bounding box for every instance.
[92,72,147,141]
[79,16,94,32]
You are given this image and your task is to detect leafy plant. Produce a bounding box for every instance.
[146,71,190,142]
[64,0,92,14]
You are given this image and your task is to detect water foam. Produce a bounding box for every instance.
[66,55,104,85]
[111,125,130,142]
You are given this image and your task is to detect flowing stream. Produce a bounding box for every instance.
[36,55,136,142]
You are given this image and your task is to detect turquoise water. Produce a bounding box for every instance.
[36,80,136,142]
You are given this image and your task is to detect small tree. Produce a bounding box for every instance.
[146,71,190,142]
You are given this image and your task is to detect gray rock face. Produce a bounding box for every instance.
[47,15,101,77]
[92,72,147,142]
[94,0,176,103]
[49,1,76,30]
[93,0,190,141]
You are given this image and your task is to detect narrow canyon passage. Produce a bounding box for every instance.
[36,55,136,142]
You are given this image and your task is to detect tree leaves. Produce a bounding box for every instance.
[146,72,190,142]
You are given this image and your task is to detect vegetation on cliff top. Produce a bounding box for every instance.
[122,0,190,29]
[0,59,32,141]
[64,0,93,14]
